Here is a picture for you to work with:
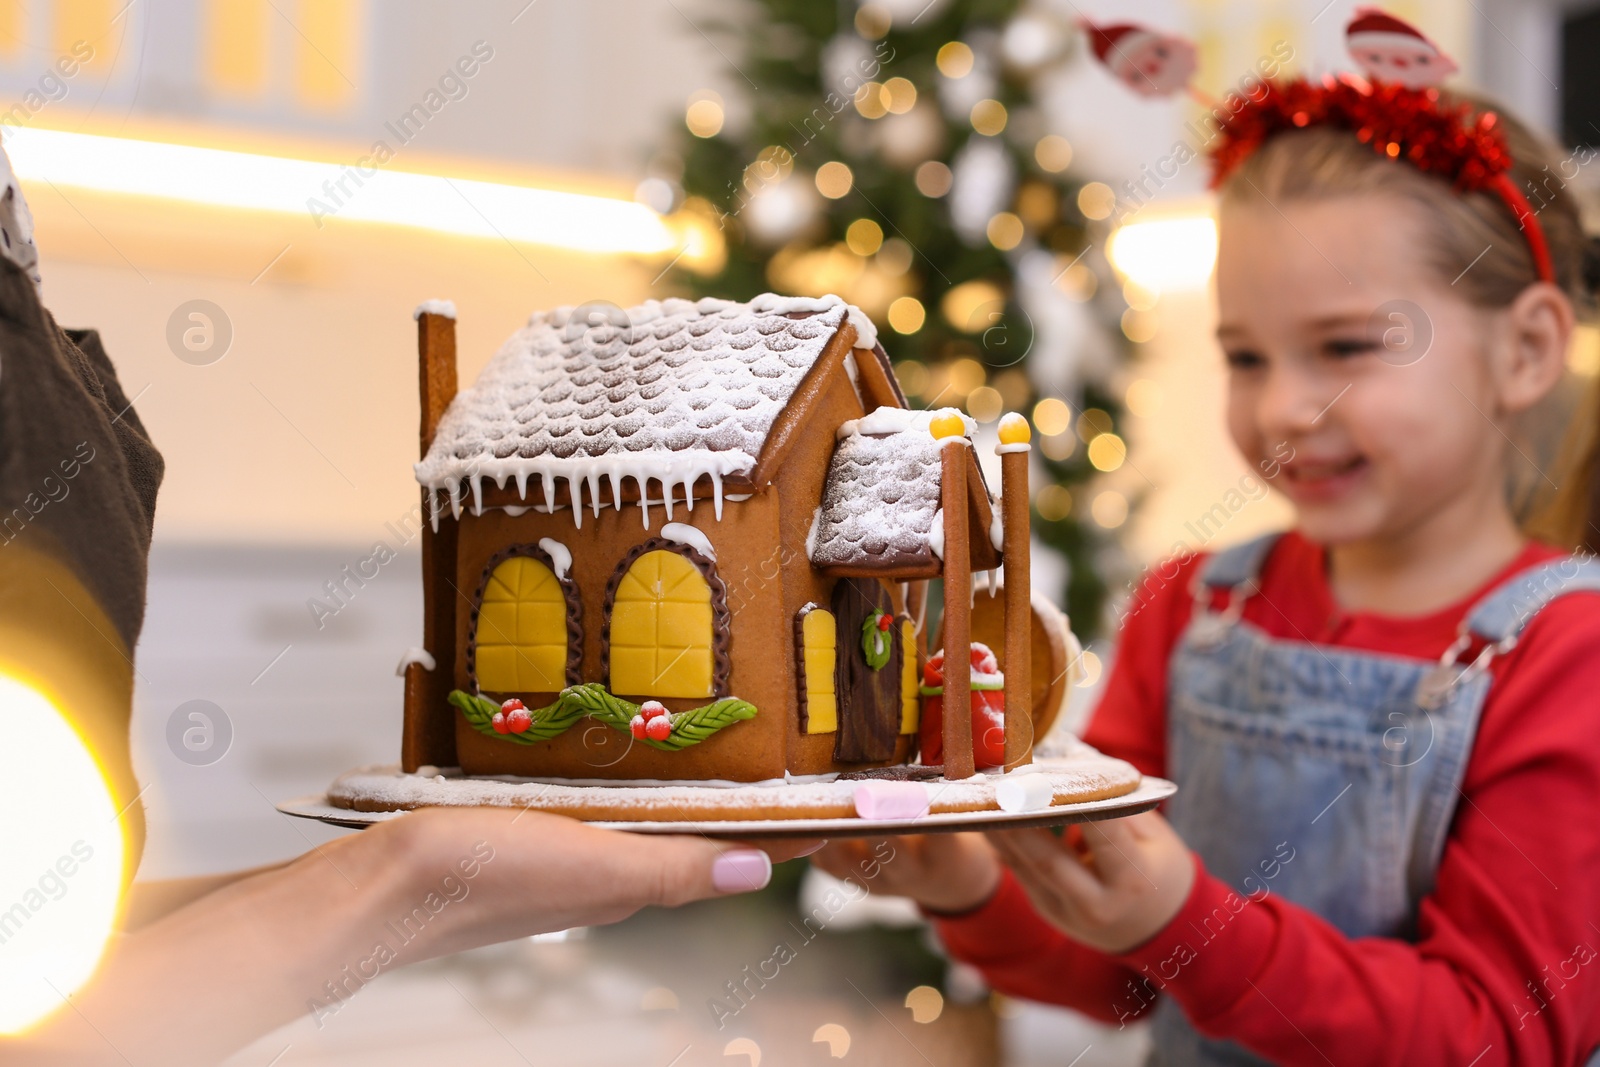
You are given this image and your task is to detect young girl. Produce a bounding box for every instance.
[816,80,1600,1066]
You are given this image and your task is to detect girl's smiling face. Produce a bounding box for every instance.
[1216,194,1522,548]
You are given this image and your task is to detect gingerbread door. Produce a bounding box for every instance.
[831,577,902,762]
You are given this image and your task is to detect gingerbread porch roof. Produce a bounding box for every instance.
[808,407,1000,577]
[415,293,880,522]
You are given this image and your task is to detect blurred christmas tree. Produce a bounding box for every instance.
[646,0,1133,638]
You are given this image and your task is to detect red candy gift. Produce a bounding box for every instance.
[919,642,1006,770]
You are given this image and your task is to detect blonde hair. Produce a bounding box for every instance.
[1218,99,1598,548]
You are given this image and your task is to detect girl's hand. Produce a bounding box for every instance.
[987,812,1195,954]
[810,833,1001,915]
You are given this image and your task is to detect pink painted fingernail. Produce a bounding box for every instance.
[795,840,829,857]
[712,849,772,893]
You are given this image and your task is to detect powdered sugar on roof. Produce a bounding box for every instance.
[811,406,978,572]
[416,293,875,527]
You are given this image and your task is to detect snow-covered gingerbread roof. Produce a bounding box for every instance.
[416,293,879,523]
[808,407,993,574]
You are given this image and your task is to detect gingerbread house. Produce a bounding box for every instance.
[399,293,1041,783]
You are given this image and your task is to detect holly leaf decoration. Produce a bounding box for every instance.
[559,682,757,752]
[449,689,585,745]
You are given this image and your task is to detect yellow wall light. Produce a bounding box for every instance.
[0,672,125,1035]
[3,126,678,255]
[1107,214,1218,292]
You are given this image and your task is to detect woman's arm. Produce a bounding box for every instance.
[11,807,787,1066]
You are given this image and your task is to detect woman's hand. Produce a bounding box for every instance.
[987,812,1195,954]
[811,833,1001,915]
[383,806,798,961]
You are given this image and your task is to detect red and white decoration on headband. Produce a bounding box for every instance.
[1080,20,1197,98]
[1344,8,1458,89]
[1078,7,1554,285]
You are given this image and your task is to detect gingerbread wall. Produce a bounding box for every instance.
[450,489,794,783]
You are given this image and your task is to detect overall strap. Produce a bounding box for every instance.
[1460,557,1600,643]
[1418,555,1600,709]
[1186,533,1284,648]
[1196,532,1284,590]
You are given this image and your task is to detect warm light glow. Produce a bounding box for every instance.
[906,985,944,1023]
[970,99,1008,136]
[4,126,680,255]
[967,386,1003,423]
[1036,483,1072,520]
[1121,308,1159,343]
[884,77,918,114]
[1077,181,1115,220]
[1077,408,1113,442]
[846,218,884,256]
[914,160,952,198]
[887,295,925,334]
[1091,490,1128,528]
[941,279,1004,332]
[986,212,1024,250]
[1087,433,1127,472]
[1108,214,1218,290]
[685,92,725,138]
[946,357,987,395]
[1032,397,1072,437]
[854,81,890,119]
[1035,134,1073,173]
[815,161,854,199]
[937,41,974,78]
[0,674,124,1034]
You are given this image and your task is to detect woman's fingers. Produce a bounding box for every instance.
[620,833,773,907]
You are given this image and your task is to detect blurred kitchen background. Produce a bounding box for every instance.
[9,0,1595,1062]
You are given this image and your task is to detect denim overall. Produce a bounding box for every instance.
[1147,533,1600,1066]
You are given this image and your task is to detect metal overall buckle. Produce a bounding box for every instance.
[1188,579,1252,649]
[1414,629,1517,709]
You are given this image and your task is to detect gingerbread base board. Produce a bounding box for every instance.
[283,755,1169,839]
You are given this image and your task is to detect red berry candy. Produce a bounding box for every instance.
[877,613,893,632]
[645,715,672,742]
[491,711,509,734]
[500,698,526,713]
[506,708,532,734]
[640,700,669,720]
[629,714,648,740]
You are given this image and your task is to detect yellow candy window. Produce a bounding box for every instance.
[900,618,919,734]
[609,549,716,699]
[474,555,569,694]
[801,607,837,734]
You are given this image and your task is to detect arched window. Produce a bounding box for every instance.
[605,541,728,699]
[469,547,579,696]
[796,604,837,733]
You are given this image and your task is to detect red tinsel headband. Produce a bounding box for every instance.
[1207,75,1554,284]
[1082,8,1555,285]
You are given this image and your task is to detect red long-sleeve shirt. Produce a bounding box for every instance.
[933,533,1600,1065]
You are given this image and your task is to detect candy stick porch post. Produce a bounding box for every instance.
[997,413,1034,769]
[934,414,974,780]
[403,305,459,773]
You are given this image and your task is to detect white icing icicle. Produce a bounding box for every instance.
[928,507,945,560]
[660,522,716,561]
[538,537,572,579]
